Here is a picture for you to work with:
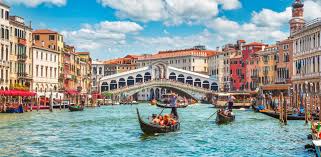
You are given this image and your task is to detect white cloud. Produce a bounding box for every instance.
[4,0,66,7]
[251,7,291,28]
[133,29,214,51]
[61,21,143,58]
[217,0,241,10]
[304,0,321,21]
[98,0,241,25]
[206,16,288,45]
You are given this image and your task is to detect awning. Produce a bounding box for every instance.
[65,90,79,95]
[0,90,36,96]
[261,84,291,91]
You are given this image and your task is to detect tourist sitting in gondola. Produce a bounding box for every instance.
[151,114,177,127]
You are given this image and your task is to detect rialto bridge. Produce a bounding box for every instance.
[98,62,219,100]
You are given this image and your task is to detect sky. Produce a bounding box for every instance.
[3,0,321,60]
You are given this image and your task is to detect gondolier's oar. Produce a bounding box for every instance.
[207,110,218,120]
[158,108,165,116]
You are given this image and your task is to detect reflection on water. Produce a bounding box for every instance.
[0,104,314,157]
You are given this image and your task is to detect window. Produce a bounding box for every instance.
[54,68,57,78]
[45,67,48,77]
[5,11,8,20]
[40,66,43,77]
[34,35,40,40]
[49,35,55,41]
[50,67,52,78]
[41,52,43,60]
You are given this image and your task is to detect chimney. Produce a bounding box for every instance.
[216,47,220,51]
[41,41,45,47]
[29,21,32,28]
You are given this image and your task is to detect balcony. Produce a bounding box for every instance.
[17,72,31,79]
[263,71,269,75]
[275,78,291,84]
[18,38,27,46]
[251,75,258,80]
[17,54,27,62]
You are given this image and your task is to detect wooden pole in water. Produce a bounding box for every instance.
[305,94,308,124]
[319,95,321,121]
[284,94,287,125]
[279,93,283,123]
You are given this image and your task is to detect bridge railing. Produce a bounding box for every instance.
[106,79,212,94]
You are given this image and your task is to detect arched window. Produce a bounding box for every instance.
[118,78,126,88]
[194,78,201,87]
[110,80,117,90]
[127,76,135,86]
[186,76,193,85]
[202,81,209,89]
[169,72,176,80]
[144,72,151,82]
[211,82,219,91]
[101,82,109,92]
[177,74,185,83]
[136,74,143,83]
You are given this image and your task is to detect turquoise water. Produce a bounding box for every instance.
[0,104,314,157]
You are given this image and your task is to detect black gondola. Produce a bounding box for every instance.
[216,111,235,124]
[136,108,180,134]
[259,110,317,120]
[69,106,84,112]
[156,103,188,108]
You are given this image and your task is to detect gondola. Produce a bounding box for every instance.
[69,105,84,112]
[136,108,180,134]
[259,110,317,120]
[156,103,188,108]
[216,111,235,124]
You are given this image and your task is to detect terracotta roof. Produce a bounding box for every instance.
[238,40,246,43]
[138,49,219,60]
[243,42,267,47]
[33,29,58,34]
[76,52,90,55]
[124,55,141,59]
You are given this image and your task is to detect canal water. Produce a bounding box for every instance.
[0,104,314,157]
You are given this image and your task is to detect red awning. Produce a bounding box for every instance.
[0,90,37,96]
[65,90,79,95]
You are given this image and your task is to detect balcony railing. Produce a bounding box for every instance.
[17,55,27,61]
[17,72,30,79]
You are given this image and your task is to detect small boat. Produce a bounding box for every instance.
[216,110,235,124]
[259,110,317,120]
[131,101,139,104]
[69,105,84,112]
[156,103,188,108]
[136,108,180,134]
[150,99,157,105]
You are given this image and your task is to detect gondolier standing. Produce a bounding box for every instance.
[228,96,235,111]
[170,93,178,118]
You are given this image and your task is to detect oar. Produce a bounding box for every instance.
[158,108,165,116]
[208,110,218,120]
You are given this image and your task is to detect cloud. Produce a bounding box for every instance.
[98,0,241,25]
[133,29,214,52]
[304,0,321,21]
[206,16,288,45]
[251,7,291,28]
[61,21,143,58]
[4,0,66,7]
[217,0,241,10]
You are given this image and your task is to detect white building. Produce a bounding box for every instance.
[0,2,10,89]
[32,46,61,99]
[92,60,105,92]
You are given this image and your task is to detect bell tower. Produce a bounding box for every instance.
[289,0,305,36]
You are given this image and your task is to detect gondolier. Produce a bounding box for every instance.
[227,96,235,111]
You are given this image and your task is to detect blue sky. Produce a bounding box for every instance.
[5,0,321,60]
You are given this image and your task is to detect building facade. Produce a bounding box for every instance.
[0,3,10,90]
[32,29,64,90]
[291,0,321,95]
[76,52,92,95]
[32,46,60,98]
[9,16,33,90]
